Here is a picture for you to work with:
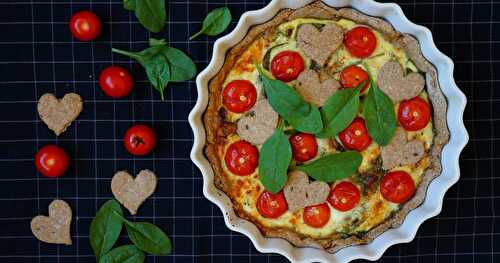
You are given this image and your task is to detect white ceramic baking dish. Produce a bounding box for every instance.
[189,0,468,262]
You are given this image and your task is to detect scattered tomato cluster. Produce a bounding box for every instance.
[35,11,158,178]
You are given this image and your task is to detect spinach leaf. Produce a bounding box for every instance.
[190,7,232,40]
[90,200,123,261]
[112,38,196,100]
[257,66,323,134]
[258,126,292,194]
[124,0,166,33]
[99,245,145,263]
[297,151,362,183]
[317,85,361,138]
[363,81,397,146]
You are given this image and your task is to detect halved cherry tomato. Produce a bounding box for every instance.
[123,124,157,156]
[271,51,305,82]
[398,97,431,131]
[35,145,70,178]
[328,181,360,212]
[256,191,288,218]
[340,65,370,93]
[223,80,257,113]
[303,203,330,228]
[99,66,134,98]
[380,171,415,204]
[224,140,259,176]
[69,10,101,41]
[339,117,372,152]
[344,26,377,58]
[289,133,318,162]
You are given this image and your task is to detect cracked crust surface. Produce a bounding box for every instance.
[203,0,449,252]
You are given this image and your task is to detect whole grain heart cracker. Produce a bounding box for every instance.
[297,23,343,66]
[381,127,425,170]
[295,69,340,106]
[237,99,279,145]
[31,199,72,245]
[37,93,83,136]
[111,169,157,215]
[376,61,425,103]
[284,170,330,212]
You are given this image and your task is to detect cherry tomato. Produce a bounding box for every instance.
[224,141,259,176]
[256,191,288,218]
[303,203,330,228]
[398,96,431,131]
[271,51,305,82]
[69,10,101,41]
[99,66,134,98]
[123,124,157,156]
[344,26,377,58]
[380,171,415,204]
[223,80,257,113]
[339,117,372,152]
[340,65,370,93]
[327,181,361,212]
[289,133,318,162]
[35,145,70,178]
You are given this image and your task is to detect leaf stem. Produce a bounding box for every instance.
[111,48,140,60]
[189,30,203,40]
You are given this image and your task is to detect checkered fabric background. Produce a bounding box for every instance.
[0,0,497,262]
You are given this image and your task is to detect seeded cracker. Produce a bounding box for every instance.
[297,23,343,66]
[295,69,339,107]
[237,99,279,145]
[284,170,330,212]
[37,93,83,136]
[376,61,425,103]
[31,199,72,245]
[111,169,158,215]
[381,127,425,170]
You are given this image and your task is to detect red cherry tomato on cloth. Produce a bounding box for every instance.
[289,133,318,162]
[398,96,431,131]
[35,145,70,178]
[340,65,370,93]
[223,80,257,113]
[123,124,157,156]
[224,140,259,176]
[99,66,134,98]
[271,51,305,82]
[344,26,377,58]
[303,203,330,228]
[69,10,101,41]
[380,171,415,204]
[256,191,288,218]
[327,181,361,212]
[339,117,372,152]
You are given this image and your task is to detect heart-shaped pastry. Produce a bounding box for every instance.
[111,169,158,215]
[377,61,425,103]
[284,170,330,212]
[31,199,72,245]
[381,127,425,170]
[297,23,344,66]
[38,93,83,136]
[237,99,279,145]
[295,69,340,106]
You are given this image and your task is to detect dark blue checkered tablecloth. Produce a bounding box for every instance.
[0,0,498,262]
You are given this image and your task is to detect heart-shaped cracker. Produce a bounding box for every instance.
[295,69,340,106]
[381,127,425,170]
[237,99,279,145]
[377,61,425,103]
[284,170,330,212]
[111,169,158,215]
[31,199,72,245]
[38,93,83,136]
[297,23,343,66]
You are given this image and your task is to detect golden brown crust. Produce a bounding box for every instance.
[203,0,449,252]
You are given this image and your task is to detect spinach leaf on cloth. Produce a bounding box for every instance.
[90,200,123,261]
[99,245,145,263]
[297,151,362,183]
[190,7,232,40]
[123,0,166,33]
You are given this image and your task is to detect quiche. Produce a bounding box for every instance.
[204,1,449,252]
